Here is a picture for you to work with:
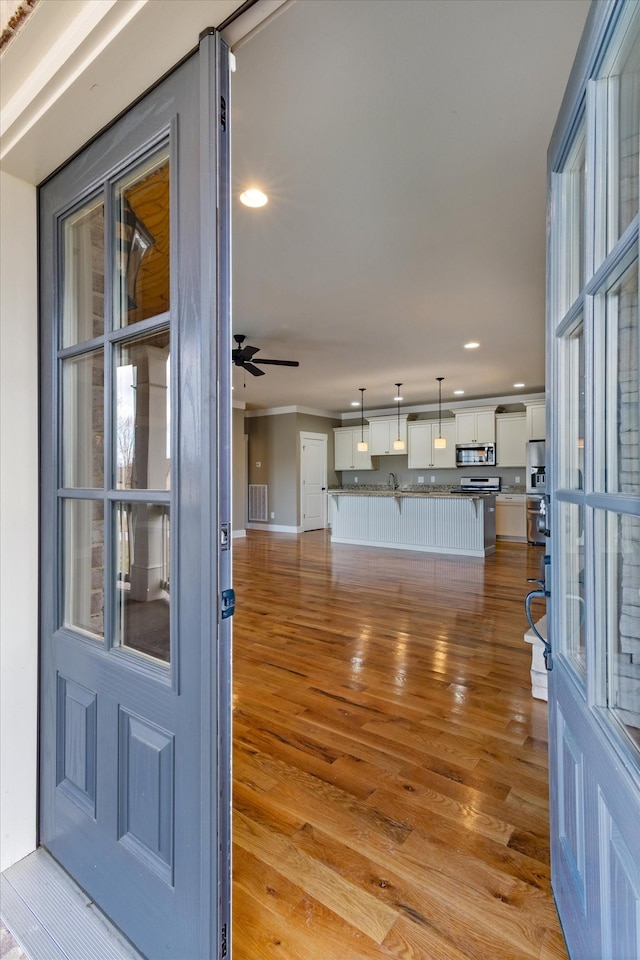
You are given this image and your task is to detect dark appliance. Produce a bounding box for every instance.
[455,442,496,467]
[526,440,546,545]
[450,476,501,495]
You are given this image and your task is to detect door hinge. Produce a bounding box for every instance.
[220,95,227,132]
[220,588,235,620]
[220,922,228,958]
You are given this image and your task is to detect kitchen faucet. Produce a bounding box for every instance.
[388,472,398,490]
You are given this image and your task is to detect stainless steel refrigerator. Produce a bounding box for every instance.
[526,440,546,545]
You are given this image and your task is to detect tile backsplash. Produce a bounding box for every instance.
[336,457,525,492]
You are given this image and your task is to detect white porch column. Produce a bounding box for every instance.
[0,172,38,870]
[129,344,169,602]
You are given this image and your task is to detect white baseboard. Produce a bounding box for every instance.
[246,522,302,534]
[232,529,247,539]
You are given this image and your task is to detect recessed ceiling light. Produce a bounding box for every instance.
[240,188,268,208]
[351,401,360,406]
[394,394,403,402]
[513,382,525,388]
[464,341,480,349]
[453,389,465,395]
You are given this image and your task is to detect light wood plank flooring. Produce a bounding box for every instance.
[232,530,562,960]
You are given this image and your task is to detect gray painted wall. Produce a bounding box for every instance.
[247,412,341,527]
[232,407,246,533]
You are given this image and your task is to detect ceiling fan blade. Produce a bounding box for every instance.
[232,345,259,363]
[243,361,266,377]
[241,344,260,359]
[252,358,300,367]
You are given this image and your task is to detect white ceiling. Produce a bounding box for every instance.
[231,0,591,415]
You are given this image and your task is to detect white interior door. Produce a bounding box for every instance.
[301,432,327,531]
[547,4,640,957]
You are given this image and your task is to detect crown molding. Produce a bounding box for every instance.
[244,404,339,419]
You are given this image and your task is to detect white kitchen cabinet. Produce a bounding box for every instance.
[333,427,376,471]
[495,493,526,541]
[407,421,456,468]
[455,407,496,443]
[524,400,545,440]
[367,415,409,455]
[496,413,526,467]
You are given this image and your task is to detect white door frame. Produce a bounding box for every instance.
[300,432,327,531]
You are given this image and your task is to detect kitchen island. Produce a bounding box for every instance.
[329,490,496,557]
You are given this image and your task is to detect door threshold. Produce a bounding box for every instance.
[0,848,144,960]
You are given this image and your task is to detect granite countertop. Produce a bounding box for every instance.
[328,483,526,496]
[328,488,491,498]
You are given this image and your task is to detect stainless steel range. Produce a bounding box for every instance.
[451,476,501,494]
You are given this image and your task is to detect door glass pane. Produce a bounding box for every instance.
[115,501,170,663]
[558,500,586,675]
[62,350,104,488]
[553,125,585,318]
[114,147,170,328]
[609,26,640,248]
[115,329,170,490]
[63,499,104,640]
[597,510,640,756]
[616,52,639,240]
[599,258,639,494]
[61,198,104,347]
[558,319,585,490]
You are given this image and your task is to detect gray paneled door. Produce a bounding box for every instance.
[547,2,640,958]
[38,31,232,960]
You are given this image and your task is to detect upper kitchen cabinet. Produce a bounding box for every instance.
[368,415,409,455]
[455,407,496,444]
[496,413,527,467]
[334,426,376,471]
[524,400,546,440]
[407,421,456,469]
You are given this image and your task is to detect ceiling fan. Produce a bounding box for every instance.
[232,334,300,377]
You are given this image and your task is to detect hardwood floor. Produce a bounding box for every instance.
[232,530,561,960]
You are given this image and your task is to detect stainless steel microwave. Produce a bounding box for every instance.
[455,442,496,467]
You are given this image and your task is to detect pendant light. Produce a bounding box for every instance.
[357,387,368,452]
[393,383,405,450]
[434,377,447,449]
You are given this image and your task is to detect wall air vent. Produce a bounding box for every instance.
[248,484,268,522]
